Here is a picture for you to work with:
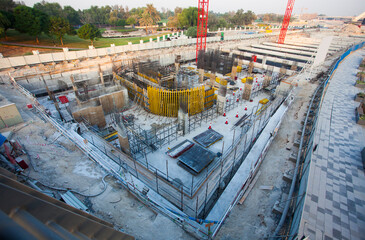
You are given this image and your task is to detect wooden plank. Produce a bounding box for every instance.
[238,170,261,205]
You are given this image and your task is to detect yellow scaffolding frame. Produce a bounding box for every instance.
[115,73,217,117]
[147,86,206,117]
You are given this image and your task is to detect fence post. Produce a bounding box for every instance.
[134,158,139,178]
[191,175,194,196]
[195,196,199,219]
[155,169,159,194]
[180,186,184,210]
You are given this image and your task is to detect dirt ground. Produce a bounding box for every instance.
[0,45,62,57]
[0,84,194,240]
[215,80,317,240]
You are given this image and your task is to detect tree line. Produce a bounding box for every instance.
[0,0,275,45]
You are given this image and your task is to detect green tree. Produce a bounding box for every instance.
[140,4,160,33]
[63,6,80,25]
[217,18,228,29]
[49,16,71,46]
[0,0,17,12]
[0,11,12,39]
[126,16,136,25]
[116,19,126,27]
[140,11,153,33]
[167,7,182,29]
[243,10,256,25]
[0,13,9,35]
[186,26,197,38]
[77,23,101,46]
[179,7,198,28]
[14,5,49,44]
[33,1,63,17]
[232,9,245,26]
[207,12,218,31]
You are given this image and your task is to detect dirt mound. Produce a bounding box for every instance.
[342,24,361,34]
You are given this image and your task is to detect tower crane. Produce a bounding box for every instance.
[196,0,209,62]
[278,0,296,44]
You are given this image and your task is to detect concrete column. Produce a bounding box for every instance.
[110,44,116,54]
[150,38,153,42]
[262,56,267,66]
[209,73,216,86]
[178,108,189,135]
[218,80,227,97]
[157,37,160,42]
[114,123,131,156]
[231,66,237,80]
[216,95,226,115]
[70,74,81,105]
[163,35,165,41]
[63,48,69,61]
[198,69,204,83]
[140,40,143,44]
[218,28,220,31]
[98,64,104,87]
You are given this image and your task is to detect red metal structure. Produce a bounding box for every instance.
[196,0,209,62]
[278,0,295,44]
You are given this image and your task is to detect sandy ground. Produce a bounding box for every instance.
[215,80,317,240]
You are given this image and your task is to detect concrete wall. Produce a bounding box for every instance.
[0,30,311,70]
[72,105,106,128]
[99,89,128,115]
[0,103,23,129]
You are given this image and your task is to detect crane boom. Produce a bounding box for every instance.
[278,0,295,44]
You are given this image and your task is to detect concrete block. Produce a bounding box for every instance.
[289,152,297,163]
[272,200,283,214]
[293,139,300,148]
[283,172,293,183]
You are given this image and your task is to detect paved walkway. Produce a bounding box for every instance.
[299,49,365,239]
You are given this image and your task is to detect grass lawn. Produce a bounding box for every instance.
[2,29,171,50]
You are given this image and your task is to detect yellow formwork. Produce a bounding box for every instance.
[241,76,253,84]
[220,79,228,86]
[114,73,147,109]
[147,86,206,117]
[259,98,269,104]
[137,72,159,84]
[237,66,242,73]
[204,88,216,109]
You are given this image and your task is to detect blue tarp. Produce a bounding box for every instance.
[0,133,6,147]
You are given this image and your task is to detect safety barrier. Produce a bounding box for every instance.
[0,29,311,70]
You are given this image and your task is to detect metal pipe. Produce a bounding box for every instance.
[270,72,327,239]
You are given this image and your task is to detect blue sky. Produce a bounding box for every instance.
[21,0,364,17]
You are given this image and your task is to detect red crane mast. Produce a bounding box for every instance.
[196,0,209,62]
[278,0,295,44]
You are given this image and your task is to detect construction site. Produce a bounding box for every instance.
[1,1,365,240]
